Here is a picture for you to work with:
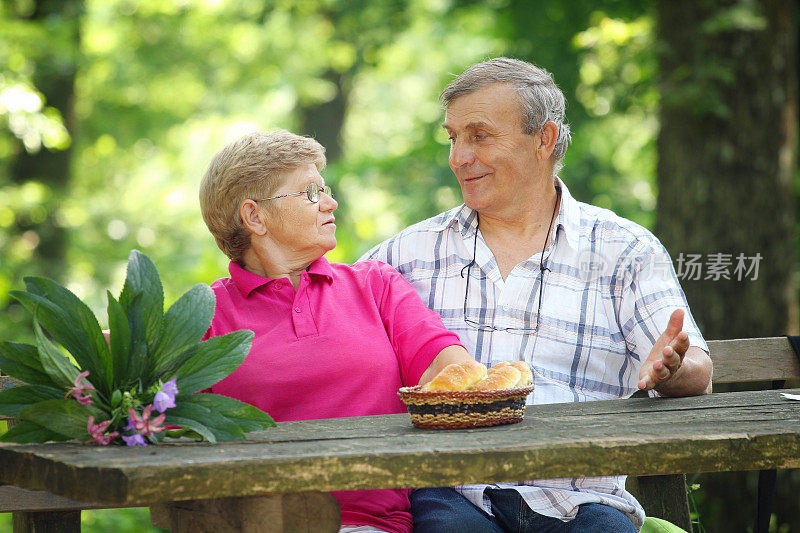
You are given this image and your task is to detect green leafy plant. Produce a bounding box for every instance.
[686,476,707,533]
[0,250,275,446]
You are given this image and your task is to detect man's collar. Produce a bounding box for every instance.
[448,177,580,250]
[228,256,334,297]
[415,204,474,238]
[554,176,581,250]
[452,205,478,237]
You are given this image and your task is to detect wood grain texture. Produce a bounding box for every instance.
[11,510,80,533]
[0,389,798,506]
[707,337,800,383]
[0,485,138,512]
[627,474,692,532]
[150,492,340,533]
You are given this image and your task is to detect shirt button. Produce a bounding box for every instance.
[502,304,510,311]
[274,282,282,290]
[294,307,301,313]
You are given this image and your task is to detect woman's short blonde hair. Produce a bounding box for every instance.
[199,130,326,263]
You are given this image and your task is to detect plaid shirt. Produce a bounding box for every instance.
[361,178,707,528]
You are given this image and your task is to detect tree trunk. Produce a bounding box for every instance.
[656,0,797,340]
[298,69,349,164]
[10,0,83,281]
[656,0,798,531]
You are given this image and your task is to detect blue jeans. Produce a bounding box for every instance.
[411,487,637,533]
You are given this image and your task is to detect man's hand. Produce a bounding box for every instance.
[638,309,690,391]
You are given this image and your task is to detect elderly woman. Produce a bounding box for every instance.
[199,130,472,533]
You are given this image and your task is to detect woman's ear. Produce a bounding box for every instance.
[240,199,268,236]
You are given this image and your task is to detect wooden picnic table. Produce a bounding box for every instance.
[1,388,799,532]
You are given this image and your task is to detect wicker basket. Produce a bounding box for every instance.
[397,385,534,429]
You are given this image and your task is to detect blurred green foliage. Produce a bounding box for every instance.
[0,508,166,532]
[82,508,165,532]
[0,0,662,345]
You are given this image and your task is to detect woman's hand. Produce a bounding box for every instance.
[418,345,474,386]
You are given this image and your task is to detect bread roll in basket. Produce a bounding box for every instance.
[398,360,534,429]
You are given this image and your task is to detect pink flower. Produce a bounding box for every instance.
[126,405,166,436]
[66,370,95,406]
[86,416,119,446]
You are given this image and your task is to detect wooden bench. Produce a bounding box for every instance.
[2,336,799,532]
[628,337,800,532]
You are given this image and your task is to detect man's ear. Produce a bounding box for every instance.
[536,121,559,161]
[240,199,268,236]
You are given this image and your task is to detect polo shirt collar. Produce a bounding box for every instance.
[307,255,334,282]
[228,256,335,298]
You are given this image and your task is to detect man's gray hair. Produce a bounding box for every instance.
[441,57,572,174]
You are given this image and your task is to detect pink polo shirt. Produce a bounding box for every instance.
[206,257,463,533]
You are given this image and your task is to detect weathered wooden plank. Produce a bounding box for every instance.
[630,336,798,527]
[2,337,796,524]
[0,484,135,512]
[12,510,80,533]
[707,337,800,383]
[150,492,340,533]
[1,375,116,516]
[627,474,692,532]
[0,389,798,506]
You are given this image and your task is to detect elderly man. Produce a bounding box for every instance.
[362,58,712,532]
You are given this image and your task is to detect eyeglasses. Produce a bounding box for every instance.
[461,186,561,334]
[258,182,333,203]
